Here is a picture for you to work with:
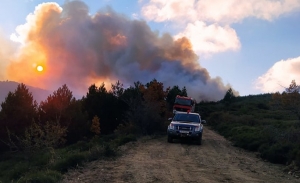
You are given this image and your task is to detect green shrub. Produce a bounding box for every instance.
[259,143,294,164]
[114,134,137,146]
[257,103,270,110]
[295,151,300,167]
[0,153,42,182]
[114,122,138,135]
[30,151,52,167]
[51,152,87,173]
[87,145,105,161]
[20,121,67,152]
[103,144,116,157]
[6,161,29,181]
[18,170,62,183]
[220,125,265,151]
[203,93,300,166]
[65,140,91,152]
[102,134,117,142]
[207,111,236,128]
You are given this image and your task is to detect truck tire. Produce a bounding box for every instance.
[168,136,173,143]
[196,136,202,145]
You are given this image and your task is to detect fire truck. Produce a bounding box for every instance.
[173,95,196,113]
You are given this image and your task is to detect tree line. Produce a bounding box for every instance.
[2,78,299,167]
[0,79,188,152]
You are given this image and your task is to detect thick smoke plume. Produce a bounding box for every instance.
[7,1,237,101]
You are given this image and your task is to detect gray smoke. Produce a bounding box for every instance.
[7,1,238,101]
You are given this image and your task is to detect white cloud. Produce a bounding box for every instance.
[196,0,300,23]
[142,0,197,23]
[142,0,300,24]
[175,21,240,54]
[255,56,300,93]
[132,13,139,19]
[141,0,300,55]
[10,2,62,45]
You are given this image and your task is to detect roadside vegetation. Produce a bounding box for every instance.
[0,134,136,182]
[201,80,300,169]
[0,79,184,182]
[1,79,299,182]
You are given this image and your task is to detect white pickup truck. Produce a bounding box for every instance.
[167,112,205,145]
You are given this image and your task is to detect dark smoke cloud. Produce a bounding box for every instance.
[7,1,238,101]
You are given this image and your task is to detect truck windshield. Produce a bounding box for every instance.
[174,98,192,106]
[173,113,200,123]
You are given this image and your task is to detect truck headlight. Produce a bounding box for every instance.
[168,124,175,130]
[194,125,201,132]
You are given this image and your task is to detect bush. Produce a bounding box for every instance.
[114,134,137,146]
[51,152,87,173]
[18,170,62,183]
[229,126,265,151]
[65,140,91,152]
[114,122,137,135]
[87,145,105,161]
[257,103,270,110]
[102,134,117,142]
[296,151,300,167]
[6,161,29,181]
[103,144,116,157]
[207,110,300,165]
[259,143,294,164]
[19,121,67,153]
[30,151,52,166]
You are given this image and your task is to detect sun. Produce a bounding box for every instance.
[37,65,44,72]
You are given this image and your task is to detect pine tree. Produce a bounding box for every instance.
[90,115,100,135]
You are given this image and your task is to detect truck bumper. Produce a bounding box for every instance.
[167,130,202,139]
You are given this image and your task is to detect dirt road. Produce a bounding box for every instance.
[62,127,300,183]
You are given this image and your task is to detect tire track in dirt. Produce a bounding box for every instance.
[62,127,300,183]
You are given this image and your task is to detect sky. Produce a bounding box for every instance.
[0,0,300,101]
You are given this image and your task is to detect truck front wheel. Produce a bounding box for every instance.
[168,136,173,143]
[196,136,202,145]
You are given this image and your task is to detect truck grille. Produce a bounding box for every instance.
[178,126,193,131]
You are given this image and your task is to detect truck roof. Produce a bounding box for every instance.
[174,111,200,116]
[176,95,195,100]
[176,95,191,98]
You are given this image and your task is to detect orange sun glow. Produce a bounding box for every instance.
[37,65,44,72]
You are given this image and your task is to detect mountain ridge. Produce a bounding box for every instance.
[0,81,52,106]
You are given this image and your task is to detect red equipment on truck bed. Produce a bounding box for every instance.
[173,95,196,113]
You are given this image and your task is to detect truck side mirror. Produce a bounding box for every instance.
[201,120,206,124]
